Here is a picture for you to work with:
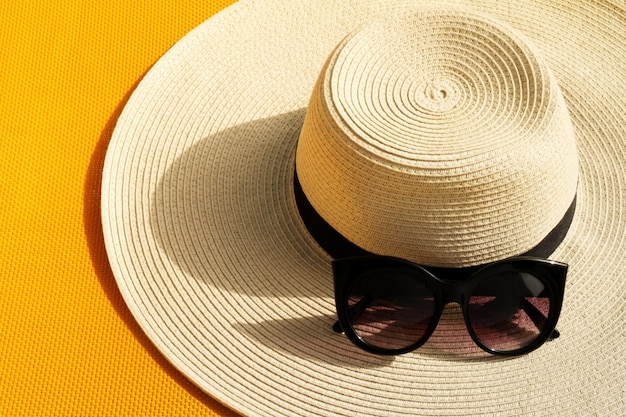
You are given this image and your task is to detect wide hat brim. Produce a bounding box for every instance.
[102,0,626,415]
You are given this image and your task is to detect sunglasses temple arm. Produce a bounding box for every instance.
[521,298,560,339]
[332,295,372,333]
[332,320,344,333]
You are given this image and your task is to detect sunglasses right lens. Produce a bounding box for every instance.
[346,269,436,351]
[468,271,552,353]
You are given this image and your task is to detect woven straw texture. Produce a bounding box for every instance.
[296,11,579,267]
[101,0,625,416]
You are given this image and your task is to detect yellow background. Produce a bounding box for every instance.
[1,1,239,415]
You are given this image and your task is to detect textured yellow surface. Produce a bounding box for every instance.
[0,1,238,415]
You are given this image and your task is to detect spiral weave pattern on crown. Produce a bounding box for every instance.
[296,10,578,267]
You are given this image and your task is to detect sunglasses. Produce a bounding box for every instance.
[332,255,567,356]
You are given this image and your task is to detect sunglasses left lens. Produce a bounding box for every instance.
[346,269,436,351]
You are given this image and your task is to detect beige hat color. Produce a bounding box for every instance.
[101,1,626,415]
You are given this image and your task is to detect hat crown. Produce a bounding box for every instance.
[296,10,579,267]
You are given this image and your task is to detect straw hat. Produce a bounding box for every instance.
[101,1,626,416]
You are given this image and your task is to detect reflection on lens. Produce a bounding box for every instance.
[468,271,551,352]
[347,270,436,350]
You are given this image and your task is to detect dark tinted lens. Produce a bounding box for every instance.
[346,269,436,351]
[468,271,551,352]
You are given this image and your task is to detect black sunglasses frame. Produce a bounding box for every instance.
[333,256,567,356]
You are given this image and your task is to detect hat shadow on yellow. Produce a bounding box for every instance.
[84,81,236,412]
